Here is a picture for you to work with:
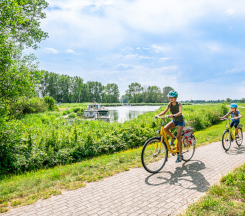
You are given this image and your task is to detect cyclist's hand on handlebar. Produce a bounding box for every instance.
[220,117,224,120]
[154,115,159,119]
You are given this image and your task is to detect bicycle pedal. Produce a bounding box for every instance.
[172,153,176,156]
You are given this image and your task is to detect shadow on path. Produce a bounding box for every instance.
[145,160,210,192]
[225,144,245,155]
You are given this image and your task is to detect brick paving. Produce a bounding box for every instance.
[3,133,245,216]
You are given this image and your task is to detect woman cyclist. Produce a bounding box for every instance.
[220,103,242,138]
[155,90,185,163]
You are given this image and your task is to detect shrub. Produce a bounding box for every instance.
[43,96,58,111]
[9,97,48,118]
[72,107,81,113]
[77,110,83,116]
[68,112,76,118]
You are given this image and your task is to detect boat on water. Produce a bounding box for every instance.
[97,109,110,122]
[84,103,110,121]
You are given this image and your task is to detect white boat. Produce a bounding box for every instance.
[84,103,110,121]
[97,109,110,122]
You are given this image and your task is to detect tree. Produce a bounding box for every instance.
[240,98,245,103]
[146,86,161,103]
[162,86,174,102]
[226,98,231,103]
[126,83,143,103]
[0,0,49,119]
[104,83,120,103]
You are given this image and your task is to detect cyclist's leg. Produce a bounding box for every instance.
[177,126,184,155]
[234,122,239,136]
[164,121,176,138]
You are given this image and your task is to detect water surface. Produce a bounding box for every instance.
[106,106,161,122]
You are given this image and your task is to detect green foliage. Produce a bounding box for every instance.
[73,107,81,113]
[0,0,48,120]
[0,104,228,175]
[184,104,228,131]
[68,112,76,118]
[8,97,48,118]
[38,71,120,103]
[43,96,58,111]
[77,110,83,116]
[62,109,72,115]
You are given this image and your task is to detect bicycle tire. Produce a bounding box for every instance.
[222,130,231,151]
[141,137,168,173]
[182,136,195,162]
[236,128,243,146]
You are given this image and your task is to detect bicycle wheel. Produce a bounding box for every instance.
[141,137,168,173]
[236,128,243,146]
[222,130,231,151]
[182,136,195,162]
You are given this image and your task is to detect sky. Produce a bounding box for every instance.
[28,0,245,101]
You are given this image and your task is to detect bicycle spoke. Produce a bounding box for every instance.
[141,138,168,173]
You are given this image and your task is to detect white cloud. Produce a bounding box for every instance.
[143,47,150,51]
[225,9,236,16]
[136,47,141,50]
[121,47,134,53]
[114,53,153,60]
[42,0,245,51]
[226,67,245,73]
[66,49,74,53]
[204,42,223,53]
[152,44,171,53]
[43,47,58,54]
[159,57,170,62]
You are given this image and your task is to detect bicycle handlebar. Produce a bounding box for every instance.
[221,118,237,120]
[154,115,170,119]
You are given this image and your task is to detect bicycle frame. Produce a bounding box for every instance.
[158,118,180,154]
[225,119,236,140]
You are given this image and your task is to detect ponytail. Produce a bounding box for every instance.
[235,108,238,116]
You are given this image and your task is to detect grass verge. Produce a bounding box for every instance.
[182,163,245,216]
[0,107,244,213]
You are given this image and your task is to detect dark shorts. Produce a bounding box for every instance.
[172,120,185,127]
[230,121,239,128]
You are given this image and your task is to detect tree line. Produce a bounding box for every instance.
[121,83,174,103]
[37,71,120,103]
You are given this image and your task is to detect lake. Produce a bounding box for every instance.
[105,106,161,122]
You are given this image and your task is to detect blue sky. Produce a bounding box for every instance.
[28,0,245,101]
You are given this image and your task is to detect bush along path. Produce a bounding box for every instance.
[2,132,245,216]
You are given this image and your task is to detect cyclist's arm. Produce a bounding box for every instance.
[170,105,182,117]
[221,112,230,119]
[157,106,169,116]
[235,112,242,119]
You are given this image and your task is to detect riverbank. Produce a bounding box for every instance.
[0,104,235,213]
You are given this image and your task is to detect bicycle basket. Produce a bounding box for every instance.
[183,130,195,145]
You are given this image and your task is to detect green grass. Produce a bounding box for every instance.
[0,105,243,213]
[181,106,245,216]
[183,163,245,216]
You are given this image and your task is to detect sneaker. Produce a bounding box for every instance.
[169,137,176,146]
[235,135,239,139]
[176,155,183,163]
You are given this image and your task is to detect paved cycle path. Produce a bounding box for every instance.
[4,133,245,216]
